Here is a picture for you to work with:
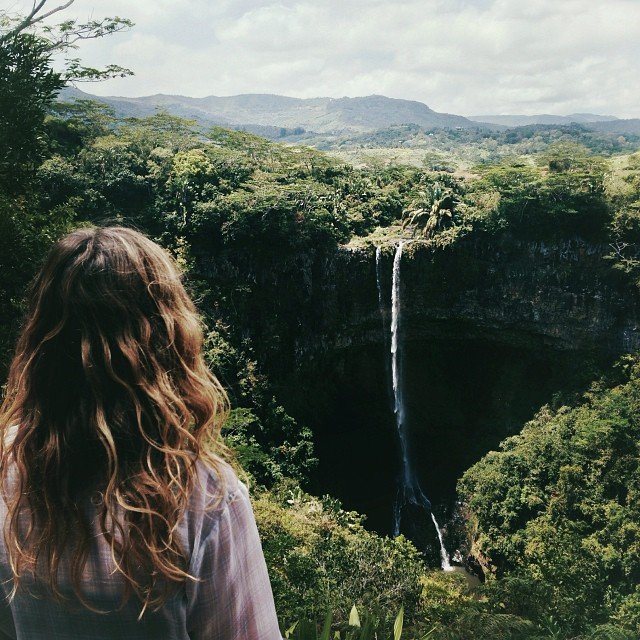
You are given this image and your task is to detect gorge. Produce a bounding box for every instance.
[195,232,640,563]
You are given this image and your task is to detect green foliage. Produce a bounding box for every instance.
[36,109,421,247]
[0,33,64,189]
[605,154,640,286]
[426,610,536,640]
[422,152,457,173]
[202,325,317,486]
[285,606,410,640]
[459,356,640,636]
[0,3,133,83]
[253,483,426,631]
[466,147,611,241]
[46,99,116,154]
[0,31,70,369]
[402,176,465,240]
[0,4,134,372]
[223,406,316,485]
[0,191,75,371]
[317,122,640,167]
[2,14,640,639]
[281,568,638,638]
[610,588,640,636]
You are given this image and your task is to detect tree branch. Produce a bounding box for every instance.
[33,0,75,25]
[46,17,133,51]
[1,1,134,82]
[0,0,75,42]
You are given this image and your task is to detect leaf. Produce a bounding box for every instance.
[348,605,361,628]
[294,620,317,640]
[319,611,333,640]
[393,606,404,640]
[359,615,374,640]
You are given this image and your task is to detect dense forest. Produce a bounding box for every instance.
[1,7,640,640]
[315,121,640,169]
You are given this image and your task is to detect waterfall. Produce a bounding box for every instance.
[390,242,412,492]
[376,247,393,409]
[431,513,452,571]
[375,246,385,323]
[380,241,452,570]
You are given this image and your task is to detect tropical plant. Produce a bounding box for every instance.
[402,179,464,240]
[285,606,422,640]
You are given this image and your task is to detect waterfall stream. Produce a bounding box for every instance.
[431,513,452,571]
[375,247,385,332]
[379,242,452,570]
[376,247,392,396]
[390,242,411,493]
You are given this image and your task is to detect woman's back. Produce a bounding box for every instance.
[0,227,282,639]
[0,458,281,640]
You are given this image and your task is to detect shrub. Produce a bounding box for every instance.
[253,482,426,630]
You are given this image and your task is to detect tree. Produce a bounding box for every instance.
[458,358,640,636]
[0,1,133,374]
[46,99,117,155]
[1,0,133,81]
[0,1,75,43]
[0,1,133,188]
[402,177,464,240]
[0,32,64,190]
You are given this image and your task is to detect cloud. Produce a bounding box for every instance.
[11,0,640,116]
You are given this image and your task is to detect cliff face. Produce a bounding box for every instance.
[198,236,640,539]
[287,237,640,365]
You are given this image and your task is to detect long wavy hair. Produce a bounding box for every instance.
[0,225,230,614]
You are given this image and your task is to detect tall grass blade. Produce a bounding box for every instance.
[393,606,404,640]
[319,611,333,640]
[293,619,317,640]
[285,621,298,639]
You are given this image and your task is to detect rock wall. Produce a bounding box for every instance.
[196,236,640,538]
[288,237,640,367]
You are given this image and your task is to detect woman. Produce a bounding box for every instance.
[0,226,282,639]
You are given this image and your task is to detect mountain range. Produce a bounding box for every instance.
[467,113,618,127]
[59,87,640,137]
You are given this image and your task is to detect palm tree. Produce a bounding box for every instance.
[402,181,462,240]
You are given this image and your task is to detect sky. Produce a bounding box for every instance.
[6,0,640,117]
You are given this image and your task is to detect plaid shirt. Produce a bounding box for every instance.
[0,460,283,640]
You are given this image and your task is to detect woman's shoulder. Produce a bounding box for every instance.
[182,457,246,552]
[190,457,245,518]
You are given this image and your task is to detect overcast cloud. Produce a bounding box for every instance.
[7,0,640,117]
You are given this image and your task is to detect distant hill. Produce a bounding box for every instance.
[586,119,640,135]
[58,88,496,134]
[58,88,639,141]
[468,113,618,127]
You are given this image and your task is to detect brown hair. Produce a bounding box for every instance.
[0,225,230,614]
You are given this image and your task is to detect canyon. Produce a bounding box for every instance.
[195,233,640,557]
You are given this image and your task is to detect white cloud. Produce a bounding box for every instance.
[9,0,640,117]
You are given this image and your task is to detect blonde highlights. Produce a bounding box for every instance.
[0,226,230,613]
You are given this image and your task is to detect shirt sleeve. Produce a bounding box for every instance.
[0,597,15,640]
[186,480,282,640]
